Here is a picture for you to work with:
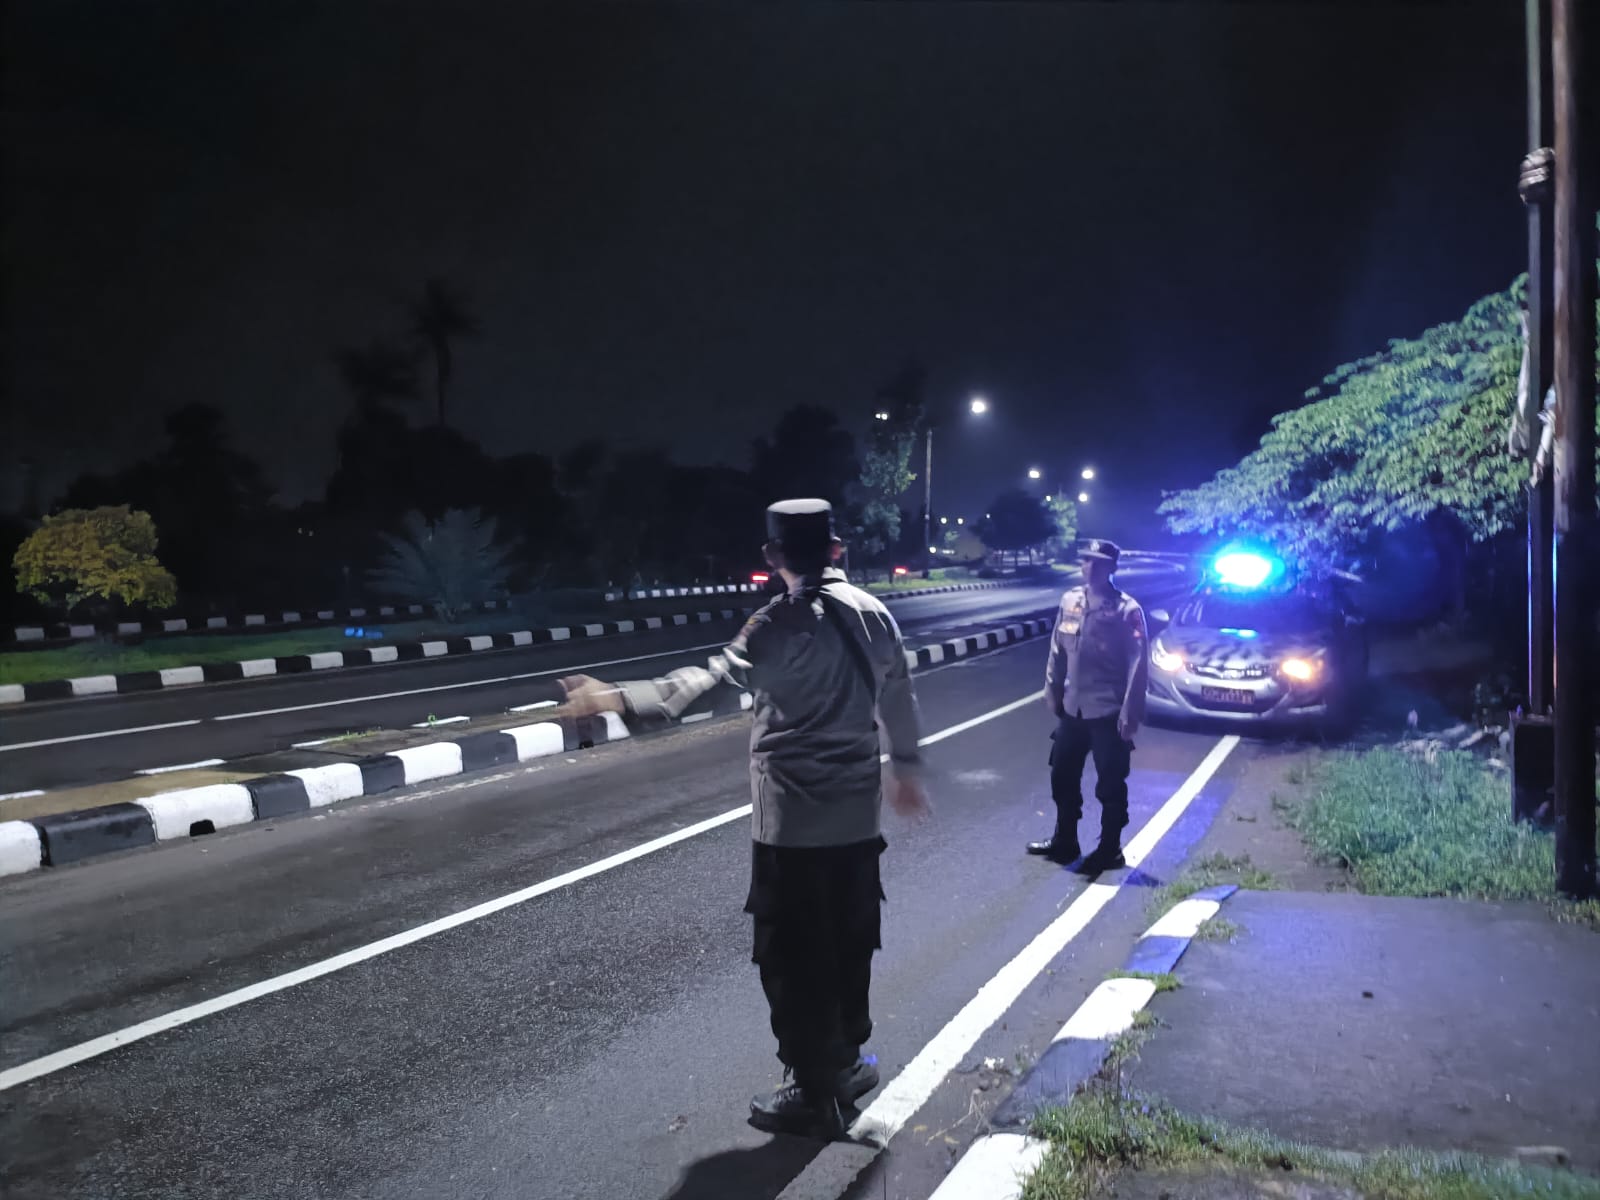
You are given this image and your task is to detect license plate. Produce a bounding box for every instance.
[1201,687,1254,706]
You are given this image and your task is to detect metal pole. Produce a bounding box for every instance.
[922,425,934,579]
[1551,0,1597,898]
[1525,0,1556,715]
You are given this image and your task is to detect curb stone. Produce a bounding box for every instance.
[9,599,513,645]
[927,884,1239,1200]
[0,616,1054,879]
[0,607,754,707]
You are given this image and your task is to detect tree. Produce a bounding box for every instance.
[368,509,512,621]
[13,506,178,613]
[750,406,859,508]
[334,340,418,422]
[1159,271,1600,600]
[410,278,478,428]
[854,365,923,567]
[1045,494,1079,560]
[977,490,1054,566]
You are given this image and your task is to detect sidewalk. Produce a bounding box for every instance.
[968,737,1600,1199]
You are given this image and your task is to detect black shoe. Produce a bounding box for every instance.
[1072,844,1126,874]
[749,1083,846,1140]
[1026,837,1081,864]
[838,1056,880,1104]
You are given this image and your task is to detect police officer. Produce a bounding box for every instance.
[1028,538,1149,873]
[558,499,929,1140]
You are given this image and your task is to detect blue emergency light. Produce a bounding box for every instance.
[1211,547,1285,590]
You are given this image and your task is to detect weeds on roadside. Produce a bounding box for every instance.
[1107,970,1180,994]
[1285,748,1600,932]
[1148,853,1277,922]
[1021,1090,1600,1200]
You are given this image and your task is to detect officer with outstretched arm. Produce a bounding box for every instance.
[559,498,929,1140]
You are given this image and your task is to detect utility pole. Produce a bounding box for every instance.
[1522,0,1556,716]
[1550,0,1596,898]
[922,424,935,579]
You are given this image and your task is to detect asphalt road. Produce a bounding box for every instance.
[1,567,1191,792]
[0,623,1243,1200]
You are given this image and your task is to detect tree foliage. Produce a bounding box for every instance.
[368,508,513,621]
[1158,275,1600,576]
[1045,494,1079,559]
[978,489,1054,559]
[13,506,178,611]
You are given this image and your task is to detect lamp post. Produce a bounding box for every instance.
[922,396,989,578]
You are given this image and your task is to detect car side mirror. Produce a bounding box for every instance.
[1149,608,1171,629]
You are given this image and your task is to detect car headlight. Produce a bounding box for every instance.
[1280,657,1317,682]
[1152,643,1184,672]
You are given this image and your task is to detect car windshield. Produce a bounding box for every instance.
[1178,592,1326,635]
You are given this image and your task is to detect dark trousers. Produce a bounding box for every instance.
[1049,714,1132,842]
[744,837,885,1093]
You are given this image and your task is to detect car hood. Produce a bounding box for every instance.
[1157,625,1327,671]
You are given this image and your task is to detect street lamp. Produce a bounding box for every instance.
[921,395,990,577]
[1028,467,1042,481]
[874,410,890,422]
[1078,491,1091,503]
[1081,467,1095,480]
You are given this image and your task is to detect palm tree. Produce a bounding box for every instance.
[410,278,478,428]
[334,340,418,422]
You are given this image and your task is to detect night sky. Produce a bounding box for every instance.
[3,0,1526,537]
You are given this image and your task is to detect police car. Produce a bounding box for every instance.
[1144,548,1368,730]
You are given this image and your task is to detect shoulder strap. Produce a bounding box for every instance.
[816,586,881,701]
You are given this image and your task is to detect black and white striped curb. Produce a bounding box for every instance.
[605,580,1021,603]
[0,608,754,707]
[926,884,1239,1200]
[0,616,1054,879]
[9,600,510,644]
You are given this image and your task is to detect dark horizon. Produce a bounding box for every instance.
[3,0,1526,525]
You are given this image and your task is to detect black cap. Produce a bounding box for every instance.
[766,498,836,556]
[1080,538,1121,567]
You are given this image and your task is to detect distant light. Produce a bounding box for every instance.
[1281,657,1317,682]
[940,516,949,524]
[893,566,909,576]
[1081,467,1095,480]
[1028,468,1042,480]
[1045,495,1053,502]
[929,546,938,553]
[1078,492,1090,503]
[874,410,890,422]
[956,517,964,525]
[970,397,989,415]
[1213,550,1279,589]
[751,572,770,584]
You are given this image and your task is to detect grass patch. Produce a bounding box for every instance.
[1194,916,1240,943]
[1286,748,1600,932]
[1108,970,1181,994]
[1022,1089,1600,1200]
[1149,853,1278,921]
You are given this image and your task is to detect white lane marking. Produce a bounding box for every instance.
[680,712,713,725]
[927,1132,1048,1200]
[1142,897,1221,940]
[0,690,1057,1091]
[508,700,557,713]
[849,734,1241,1146]
[2,645,726,756]
[134,759,226,776]
[409,716,469,728]
[0,789,46,801]
[291,738,334,749]
[1057,977,1155,1042]
[1,719,203,754]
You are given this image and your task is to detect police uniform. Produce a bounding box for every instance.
[1029,539,1149,872]
[605,499,923,1140]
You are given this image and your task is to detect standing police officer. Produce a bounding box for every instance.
[1028,538,1149,873]
[558,499,928,1140]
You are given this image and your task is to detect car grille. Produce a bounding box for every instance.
[1188,662,1269,681]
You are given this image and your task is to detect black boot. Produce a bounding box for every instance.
[1026,829,1081,864]
[1073,834,1126,875]
[838,1055,879,1104]
[750,1081,846,1139]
